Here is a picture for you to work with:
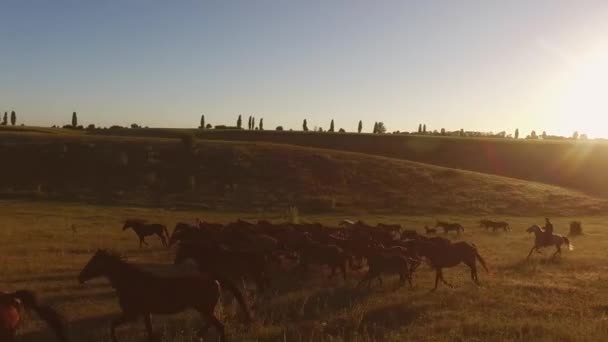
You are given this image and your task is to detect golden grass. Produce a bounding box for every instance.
[2,200,608,341]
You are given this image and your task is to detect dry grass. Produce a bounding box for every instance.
[3,200,608,341]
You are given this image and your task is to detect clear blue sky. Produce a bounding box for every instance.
[2,1,608,136]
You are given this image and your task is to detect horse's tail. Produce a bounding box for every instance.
[217,276,253,325]
[12,290,69,342]
[564,237,574,251]
[474,249,489,272]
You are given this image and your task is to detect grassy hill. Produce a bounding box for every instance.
[1,131,605,215]
[73,127,608,198]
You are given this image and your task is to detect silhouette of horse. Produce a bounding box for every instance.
[526,225,573,260]
[414,240,488,291]
[296,233,350,280]
[480,220,510,232]
[357,245,413,289]
[424,226,436,234]
[169,222,199,247]
[78,250,246,342]
[175,242,271,293]
[0,290,68,342]
[123,220,169,248]
[435,221,464,235]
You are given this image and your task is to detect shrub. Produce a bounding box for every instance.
[276,126,284,131]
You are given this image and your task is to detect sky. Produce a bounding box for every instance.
[1,1,608,137]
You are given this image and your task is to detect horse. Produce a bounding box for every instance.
[435,221,464,235]
[78,250,250,342]
[357,245,413,290]
[424,226,436,234]
[295,233,350,280]
[480,220,510,232]
[526,225,573,260]
[175,242,271,293]
[0,290,68,342]
[414,240,488,291]
[169,222,200,247]
[122,219,169,248]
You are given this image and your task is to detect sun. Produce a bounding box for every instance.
[555,47,608,138]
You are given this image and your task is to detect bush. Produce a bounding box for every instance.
[276,126,284,131]
[86,124,96,130]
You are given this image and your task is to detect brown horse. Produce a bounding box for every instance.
[414,240,488,291]
[435,221,464,235]
[296,233,350,280]
[123,220,169,248]
[78,250,247,342]
[0,290,68,342]
[175,242,271,293]
[526,225,573,260]
[357,245,413,289]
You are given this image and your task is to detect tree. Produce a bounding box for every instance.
[200,115,205,129]
[358,120,363,133]
[440,128,446,136]
[423,124,427,133]
[329,119,335,132]
[542,131,547,139]
[418,124,422,134]
[303,119,308,131]
[1,112,6,125]
[205,123,212,129]
[376,122,386,134]
[460,128,465,137]
[252,117,256,129]
[339,128,345,133]
[572,131,579,140]
[514,128,519,139]
[237,115,242,129]
[530,130,538,139]
[72,112,78,127]
[10,111,16,126]
[259,118,264,130]
[276,126,284,131]
[373,122,378,134]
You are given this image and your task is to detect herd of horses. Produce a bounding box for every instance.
[1,218,574,342]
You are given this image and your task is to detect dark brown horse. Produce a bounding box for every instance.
[435,221,464,235]
[357,245,412,289]
[480,220,510,232]
[175,242,271,293]
[78,250,249,342]
[0,290,68,342]
[414,240,488,291]
[123,220,169,248]
[296,233,350,280]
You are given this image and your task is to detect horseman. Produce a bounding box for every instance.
[543,218,554,244]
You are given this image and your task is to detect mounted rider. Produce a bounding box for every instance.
[543,218,554,245]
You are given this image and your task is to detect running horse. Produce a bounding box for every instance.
[0,290,68,342]
[526,224,573,260]
[435,221,465,235]
[78,250,252,342]
[122,219,170,248]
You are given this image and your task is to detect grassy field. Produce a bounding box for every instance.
[3,200,608,342]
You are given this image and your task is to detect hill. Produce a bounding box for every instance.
[1,131,605,215]
[78,127,608,198]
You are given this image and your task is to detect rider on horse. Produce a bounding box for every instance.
[543,218,554,244]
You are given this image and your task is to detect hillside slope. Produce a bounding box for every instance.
[1,132,606,215]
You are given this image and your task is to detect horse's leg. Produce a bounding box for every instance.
[144,314,155,341]
[466,261,480,285]
[111,313,136,342]
[432,269,441,291]
[526,246,537,260]
[198,310,226,342]
[552,245,561,259]
[157,233,167,247]
[438,269,454,288]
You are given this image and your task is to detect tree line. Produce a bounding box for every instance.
[0,111,591,140]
